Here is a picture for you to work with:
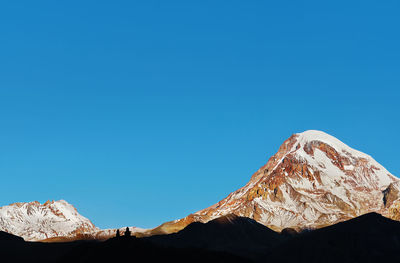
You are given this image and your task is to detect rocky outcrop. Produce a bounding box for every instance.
[383,182,400,207]
[387,200,400,221]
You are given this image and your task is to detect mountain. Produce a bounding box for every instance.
[2,130,399,242]
[146,214,284,259]
[0,200,97,241]
[151,130,400,234]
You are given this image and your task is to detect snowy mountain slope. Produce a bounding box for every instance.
[152,130,399,234]
[0,200,98,241]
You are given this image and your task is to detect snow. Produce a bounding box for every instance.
[295,130,396,189]
[295,130,366,158]
[343,165,354,170]
[0,200,97,241]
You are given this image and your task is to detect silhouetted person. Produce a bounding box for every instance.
[116,229,120,237]
[124,227,131,237]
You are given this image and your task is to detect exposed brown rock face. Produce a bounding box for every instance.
[147,130,399,235]
[383,182,400,207]
[387,200,400,221]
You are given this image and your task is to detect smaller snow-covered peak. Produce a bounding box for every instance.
[0,200,98,241]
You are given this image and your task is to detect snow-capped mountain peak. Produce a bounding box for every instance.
[151,130,399,234]
[0,200,98,241]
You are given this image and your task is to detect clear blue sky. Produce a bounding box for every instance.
[0,1,399,229]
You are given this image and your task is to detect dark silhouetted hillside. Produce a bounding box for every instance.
[0,230,248,263]
[57,236,249,263]
[147,214,283,259]
[268,212,400,263]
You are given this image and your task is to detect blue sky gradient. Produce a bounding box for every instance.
[0,1,399,228]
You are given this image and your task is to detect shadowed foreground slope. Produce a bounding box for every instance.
[58,236,248,263]
[147,214,283,259]
[268,212,400,263]
[0,231,248,263]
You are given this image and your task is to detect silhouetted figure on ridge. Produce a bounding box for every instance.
[116,229,120,237]
[124,227,131,237]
